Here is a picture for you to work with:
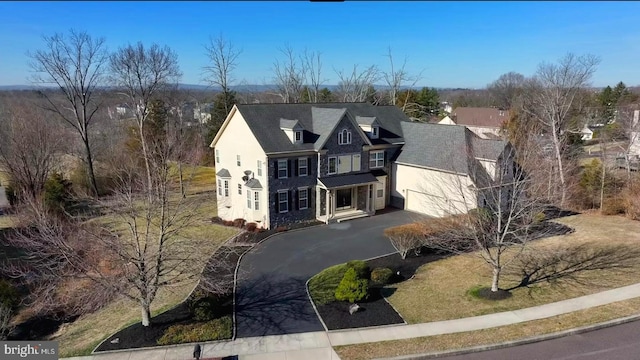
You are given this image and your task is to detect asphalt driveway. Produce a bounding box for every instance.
[235,209,419,338]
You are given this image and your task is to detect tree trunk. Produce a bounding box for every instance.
[551,127,566,206]
[141,301,151,327]
[491,267,501,292]
[138,122,154,196]
[178,161,185,198]
[82,136,99,197]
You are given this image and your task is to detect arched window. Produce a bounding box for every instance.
[338,129,351,145]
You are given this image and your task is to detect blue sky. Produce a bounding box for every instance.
[0,1,639,88]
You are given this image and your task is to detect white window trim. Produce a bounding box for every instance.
[328,156,337,175]
[338,129,352,145]
[372,126,379,138]
[215,149,220,164]
[217,178,222,196]
[238,184,242,195]
[237,155,241,167]
[224,180,229,197]
[278,159,288,179]
[247,190,252,209]
[298,187,308,210]
[278,190,289,213]
[298,157,308,177]
[370,150,384,168]
[294,130,302,143]
[257,160,262,176]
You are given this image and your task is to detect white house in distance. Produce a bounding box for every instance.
[210,103,513,229]
[440,107,510,139]
[581,126,594,141]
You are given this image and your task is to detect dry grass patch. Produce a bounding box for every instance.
[335,297,640,360]
[387,214,640,323]
[53,282,194,357]
[0,215,17,229]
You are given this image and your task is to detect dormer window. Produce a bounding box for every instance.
[371,126,379,139]
[294,130,302,144]
[338,129,352,145]
[280,118,305,144]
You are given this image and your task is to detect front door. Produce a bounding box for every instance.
[336,188,353,210]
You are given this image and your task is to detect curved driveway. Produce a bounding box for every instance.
[234,210,418,338]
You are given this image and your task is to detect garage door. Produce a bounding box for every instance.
[406,190,447,217]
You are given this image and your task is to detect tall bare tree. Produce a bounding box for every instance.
[302,49,326,103]
[382,47,422,106]
[28,29,108,196]
[272,45,305,103]
[487,71,526,109]
[522,53,600,206]
[334,64,380,102]
[0,98,67,201]
[203,34,242,115]
[416,139,546,292]
[109,42,181,193]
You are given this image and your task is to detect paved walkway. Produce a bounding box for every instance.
[65,283,640,360]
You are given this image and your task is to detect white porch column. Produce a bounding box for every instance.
[316,186,321,219]
[365,184,371,214]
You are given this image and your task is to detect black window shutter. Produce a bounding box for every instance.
[290,190,294,211]
[274,193,279,213]
[288,160,292,177]
[274,160,279,179]
[308,157,312,176]
[294,159,298,177]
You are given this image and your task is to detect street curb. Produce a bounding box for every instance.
[378,313,640,360]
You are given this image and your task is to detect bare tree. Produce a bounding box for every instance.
[382,47,422,106]
[384,224,422,259]
[302,49,326,103]
[334,64,380,102]
[487,72,526,109]
[28,29,108,196]
[0,304,13,340]
[272,45,306,103]
[0,98,67,201]
[417,140,547,292]
[522,53,600,206]
[109,42,181,193]
[203,34,242,114]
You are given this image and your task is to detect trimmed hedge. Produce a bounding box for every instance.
[370,267,394,285]
[334,268,369,303]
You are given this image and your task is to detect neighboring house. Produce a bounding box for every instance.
[441,101,453,114]
[442,107,510,139]
[211,103,512,229]
[630,110,640,158]
[195,103,214,124]
[581,126,594,141]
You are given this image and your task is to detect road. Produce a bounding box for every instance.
[234,210,417,338]
[437,320,640,360]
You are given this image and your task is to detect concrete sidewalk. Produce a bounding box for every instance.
[65,283,640,360]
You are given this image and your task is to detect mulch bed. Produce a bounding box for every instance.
[315,250,447,331]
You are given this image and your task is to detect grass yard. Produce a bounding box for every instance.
[0,215,17,229]
[386,213,640,324]
[50,165,239,356]
[334,297,640,360]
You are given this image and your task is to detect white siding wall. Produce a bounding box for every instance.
[392,163,478,216]
[478,159,497,181]
[215,110,269,228]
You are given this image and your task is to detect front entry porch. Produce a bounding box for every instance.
[316,173,379,224]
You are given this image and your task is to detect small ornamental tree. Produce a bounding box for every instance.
[334,267,369,303]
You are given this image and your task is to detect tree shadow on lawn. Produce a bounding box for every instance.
[235,274,321,337]
[505,242,640,292]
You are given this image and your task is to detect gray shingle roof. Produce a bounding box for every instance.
[234,103,409,154]
[245,178,263,189]
[355,116,379,126]
[396,122,507,174]
[318,172,379,189]
[216,168,231,178]
[279,119,303,130]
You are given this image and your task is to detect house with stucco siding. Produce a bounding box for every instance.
[210,103,512,229]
